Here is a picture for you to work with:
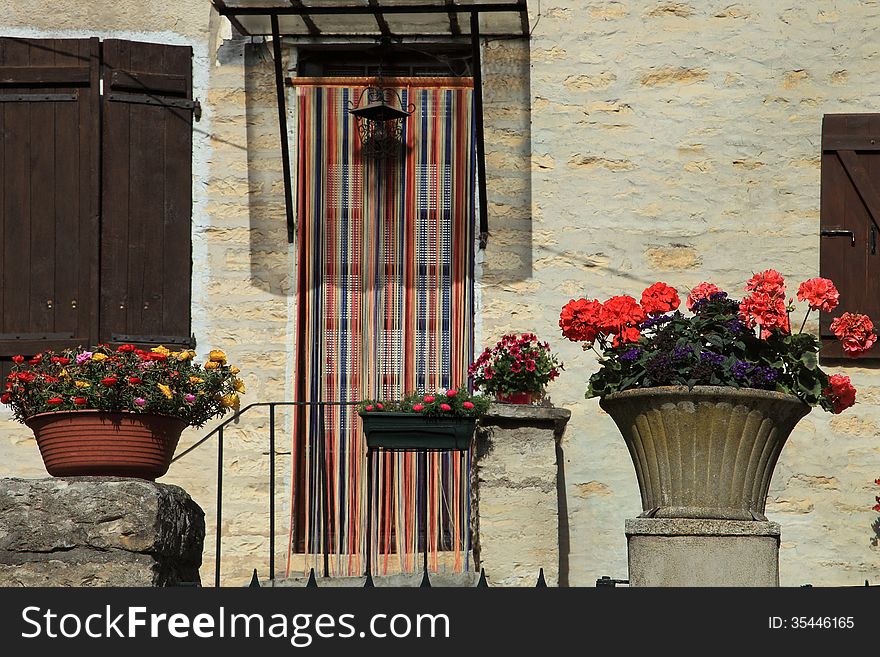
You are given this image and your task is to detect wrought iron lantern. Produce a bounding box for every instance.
[348,84,414,159]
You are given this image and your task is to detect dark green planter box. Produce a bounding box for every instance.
[359,412,476,451]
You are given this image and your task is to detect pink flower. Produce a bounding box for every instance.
[440,403,452,411]
[423,395,435,403]
[413,403,425,412]
[686,283,722,310]
[525,359,536,372]
[365,404,374,411]
[75,351,93,365]
[446,389,458,397]
[797,277,839,313]
[463,401,474,409]
[134,398,146,407]
[376,402,384,409]
[184,393,196,403]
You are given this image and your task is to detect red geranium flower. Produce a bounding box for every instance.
[413,403,424,412]
[686,282,723,310]
[739,292,790,335]
[823,373,857,414]
[830,312,877,357]
[46,397,63,405]
[440,403,452,411]
[116,344,136,353]
[746,269,786,297]
[446,389,458,397]
[797,277,839,313]
[0,393,10,404]
[559,298,604,343]
[365,404,374,411]
[640,282,680,316]
[463,401,474,409]
[101,377,118,387]
[423,395,435,403]
[11,355,24,364]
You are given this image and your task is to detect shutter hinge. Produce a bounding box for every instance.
[820,229,854,246]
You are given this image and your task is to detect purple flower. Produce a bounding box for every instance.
[673,345,694,360]
[700,351,725,365]
[620,347,641,362]
[640,315,673,330]
[134,397,146,407]
[184,393,196,403]
[730,360,753,379]
[75,351,93,365]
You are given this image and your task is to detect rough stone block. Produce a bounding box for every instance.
[473,404,571,586]
[0,477,205,587]
[626,518,780,587]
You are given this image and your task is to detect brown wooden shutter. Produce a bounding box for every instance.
[820,114,880,359]
[0,37,100,359]
[100,39,194,349]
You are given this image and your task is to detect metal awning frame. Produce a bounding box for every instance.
[213,0,531,247]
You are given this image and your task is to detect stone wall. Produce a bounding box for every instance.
[0,1,878,587]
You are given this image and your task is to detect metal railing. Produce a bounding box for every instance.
[171,400,360,587]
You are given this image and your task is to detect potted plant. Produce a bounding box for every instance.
[560,273,876,521]
[358,388,490,450]
[2,344,244,480]
[468,333,563,404]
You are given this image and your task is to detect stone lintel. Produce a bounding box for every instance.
[626,518,781,538]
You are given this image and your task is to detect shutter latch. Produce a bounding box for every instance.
[820,229,855,246]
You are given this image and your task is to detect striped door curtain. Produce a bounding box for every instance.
[290,78,476,577]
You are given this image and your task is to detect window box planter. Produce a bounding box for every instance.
[358,412,477,451]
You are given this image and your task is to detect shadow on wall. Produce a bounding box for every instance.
[245,40,292,298]
[482,39,533,284]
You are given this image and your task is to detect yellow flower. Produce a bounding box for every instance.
[177,350,195,361]
[230,366,241,375]
[157,383,173,399]
[204,360,220,370]
[189,376,204,385]
[151,345,171,356]
[232,378,246,393]
[59,369,71,381]
[91,353,108,362]
[209,349,227,363]
[220,393,240,410]
[74,380,91,389]
[170,351,180,359]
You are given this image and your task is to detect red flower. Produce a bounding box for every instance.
[413,403,425,412]
[686,282,723,310]
[510,361,522,373]
[446,389,458,397]
[128,377,142,385]
[525,359,537,372]
[746,269,786,296]
[16,372,36,383]
[28,354,43,365]
[830,312,877,357]
[640,282,680,316]
[0,393,10,404]
[559,298,604,343]
[116,344,136,353]
[739,292,790,335]
[50,356,71,365]
[423,395,435,403]
[73,397,87,405]
[46,397,63,405]
[376,402,384,410]
[365,404,374,411]
[440,403,452,411]
[600,295,645,334]
[42,376,60,384]
[148,352,168,362]
[101,377,118,387]
[797,277,839,313]
[11,355,24,364]
[463,401,474,409]
[611,325,641,347]
[823,373,857,414]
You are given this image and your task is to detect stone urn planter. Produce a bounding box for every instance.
[599,386,810,521]
[25,410,187,480]
[359,412,476,450]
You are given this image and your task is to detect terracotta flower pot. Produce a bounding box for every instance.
[494,391,540,405]
[599,386,810,521]
[25,410,187,480]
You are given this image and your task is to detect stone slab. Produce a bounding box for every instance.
[626,518,780,587]
[0,477,205,586]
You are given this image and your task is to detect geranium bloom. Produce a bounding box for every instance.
[440,403,452,411]
[412,403,424,412]
[463,401,474,409]
[831,312,877,357]
[824,373,857,414]
[600,295,645,336]
[739,292,790,334]
[640,282,680,316]
[559,298,604,343]
[745,269,786,297]
[797,278,839,313]
[446,389,458,397]
[686,283,722,310]
[423,395,435,403]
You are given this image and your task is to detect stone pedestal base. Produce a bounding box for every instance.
[473,404,570,587]
[0,477,205,586]
[626,518,780,587]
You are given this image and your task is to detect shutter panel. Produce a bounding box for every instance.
[0,38,100,361]
[820,114,880,359]
[100,39,194,350]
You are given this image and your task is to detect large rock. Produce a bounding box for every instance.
[0,477,205,586]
